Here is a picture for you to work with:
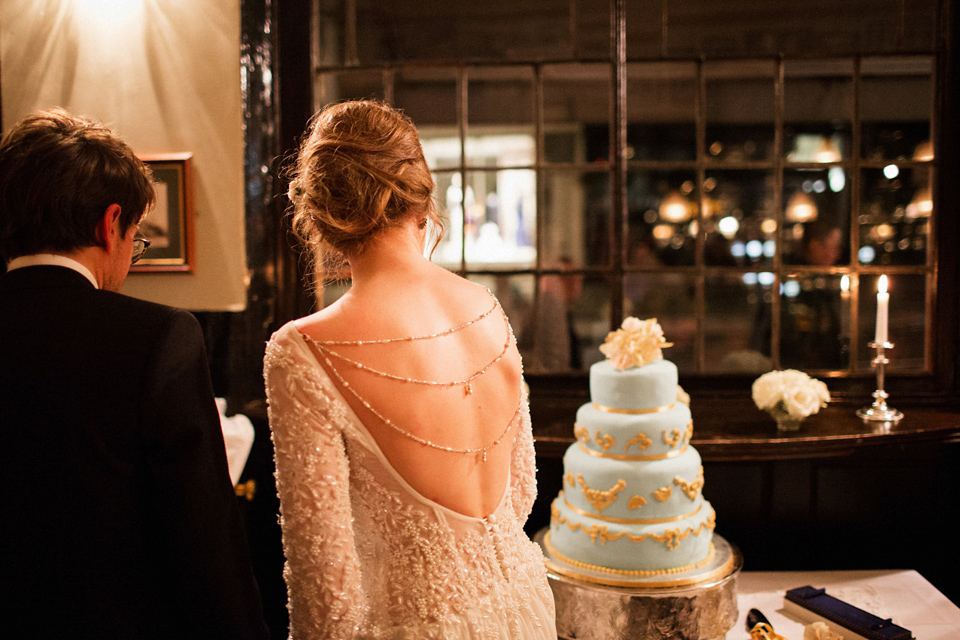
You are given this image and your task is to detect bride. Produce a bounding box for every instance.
[264,99,556,639]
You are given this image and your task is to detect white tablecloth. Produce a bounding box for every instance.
[735,570,960,640]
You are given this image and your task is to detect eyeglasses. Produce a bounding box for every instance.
[131,237,151,265]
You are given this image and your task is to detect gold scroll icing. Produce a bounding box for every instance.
[654,486,672,501]
[577,442,688,461]
[625,433,652,451]
[662,422,694,448]
[574,424,589,444]
[574,423,687,461]
[595,431,615,452]
[551,502,716,550]
[564,494,703,524]
[663,429,683,447]
[628,495,647,510]
[577,475,626,513]
[543,532,718,582]
[674,466,705,500]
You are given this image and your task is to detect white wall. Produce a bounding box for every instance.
[1,0,247,311]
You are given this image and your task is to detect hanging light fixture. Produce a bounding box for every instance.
[785,191,818,223]
[814,136,842,163]
[906,186,933,219]
[913,140,934,161]
[659,191,693,223]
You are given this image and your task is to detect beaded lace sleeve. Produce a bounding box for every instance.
[264,331,368,639]
[509,384,538,522]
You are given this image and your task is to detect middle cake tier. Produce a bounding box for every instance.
[560,437,706,521]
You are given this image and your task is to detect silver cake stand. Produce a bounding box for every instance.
[535,529,742,640]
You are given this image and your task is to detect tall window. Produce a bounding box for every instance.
[312,0,945,385]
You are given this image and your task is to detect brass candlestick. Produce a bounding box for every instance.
[856,341,903,423]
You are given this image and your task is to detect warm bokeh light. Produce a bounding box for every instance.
[913,140,934,162]
[717,216,740,239]
[785,191,817,223]
[659,191,693,223]
[907,186,933,219]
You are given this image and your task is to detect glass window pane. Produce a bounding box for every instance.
[467,273,535,345]
[704,273,773,373]
[542,63,611,163]
[623,274,697,372]
[354,0,573,64]
[459,169,536,270]
[626,169,697,267]
[627,62,697,162]
[703,170,775,267]
[399,70,460,175]
[860,56,933,161]
[780,273,850,370]
[518,273,609,373]
[420,131,462,171]
[625,0,663,59]
[783,59,852,162]
[433,170,464,266]
[658,0,938,58]
[858,167,930,266]
[857,274,926,371]
[704,60,776,163]
[316,70,386,106]
[394,68,458,128]
[466,66,535,167]
[574,0,611,59]
[542,168,611,268]
[782,168,851,266]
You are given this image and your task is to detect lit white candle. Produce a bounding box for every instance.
[840,275,851,337]
[875,275,889,344]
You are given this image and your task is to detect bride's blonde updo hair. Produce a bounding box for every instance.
[287,99,442,274]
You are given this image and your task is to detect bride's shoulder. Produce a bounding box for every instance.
[431,267,494,304]
[292,295,357,340]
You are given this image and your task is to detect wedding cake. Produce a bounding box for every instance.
[545,318,716,581]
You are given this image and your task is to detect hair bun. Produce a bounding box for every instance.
[288,100,440,264]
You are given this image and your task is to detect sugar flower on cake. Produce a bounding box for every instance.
[599,317,672,370]
[752,369,830,419]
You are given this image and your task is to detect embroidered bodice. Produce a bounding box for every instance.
[263,322,556,639]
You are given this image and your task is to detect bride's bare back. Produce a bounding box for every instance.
[297,257,523,519]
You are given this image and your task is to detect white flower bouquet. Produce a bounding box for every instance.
[752,369,830,430]
[599,317,672,370]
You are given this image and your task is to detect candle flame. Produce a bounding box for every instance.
[878,274,888,294]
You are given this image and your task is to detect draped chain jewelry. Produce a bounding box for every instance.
[300,289,520,461]
[319,353,521,462]
[306,302,510,396]
[314,296,498,345]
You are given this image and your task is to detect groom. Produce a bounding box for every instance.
[0,109,270,638]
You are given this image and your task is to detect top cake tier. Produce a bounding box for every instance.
[590,358,678,410]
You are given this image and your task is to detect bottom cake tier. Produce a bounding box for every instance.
[548,493,716,578]
[537,529,742,638]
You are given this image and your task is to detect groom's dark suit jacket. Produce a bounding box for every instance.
[0,265,270,639]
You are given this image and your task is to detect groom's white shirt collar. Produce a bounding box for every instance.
[7,254,99,289]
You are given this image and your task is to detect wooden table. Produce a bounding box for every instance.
[533,402,960,461]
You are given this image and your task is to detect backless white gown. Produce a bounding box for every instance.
[263,321,556,639]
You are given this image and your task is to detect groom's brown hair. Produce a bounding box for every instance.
[0,107,155,261]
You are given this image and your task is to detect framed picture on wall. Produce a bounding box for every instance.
[132,153,195,272]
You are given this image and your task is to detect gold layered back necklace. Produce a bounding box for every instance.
[301,291,520,461]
